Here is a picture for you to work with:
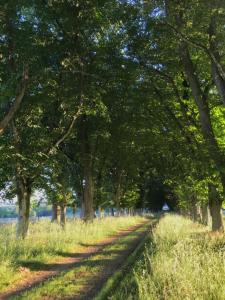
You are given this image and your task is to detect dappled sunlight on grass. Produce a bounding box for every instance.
[0,216,146,292]
[11,222,150,300]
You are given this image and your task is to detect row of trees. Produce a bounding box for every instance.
[0,0,225,237]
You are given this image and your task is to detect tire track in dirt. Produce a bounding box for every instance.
[0,220,152,300]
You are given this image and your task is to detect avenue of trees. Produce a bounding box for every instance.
[1,0,225,237]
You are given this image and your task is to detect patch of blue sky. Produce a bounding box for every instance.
[0,34,6,42]
[150,7,165,18]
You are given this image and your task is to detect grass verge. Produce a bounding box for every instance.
[109,214,225,300]
[12,222,152,299]
[0,216,146,293]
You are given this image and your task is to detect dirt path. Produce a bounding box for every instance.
[74,221,155,300]
[0,220,153,300]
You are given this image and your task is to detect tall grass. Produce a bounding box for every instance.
[0,216,145,291]
[135,215,225,300]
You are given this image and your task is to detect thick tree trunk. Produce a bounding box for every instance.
[16,177,32,239]
[60,204,66,228]
[51,203,60,223]
[208,183,224,232]
[200,202,209,226]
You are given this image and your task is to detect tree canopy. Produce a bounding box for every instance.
[1,0,225,236]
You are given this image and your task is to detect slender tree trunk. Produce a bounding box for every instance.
[60,204,66,228]
[208,15,225,105]
[72,203,77,219]
[111,208,114,216]
[98,206,101,218]
[189,206,195,221]
[16,176,32,239]
[114,174,122,216]
[208,183,224,232]
[51,203,60,223]
[189,196,199,222]
[200,202,209,226]
[100,207,105,218]
[80,116,94,222]
[83,158,94,221]
[80,199,85,219]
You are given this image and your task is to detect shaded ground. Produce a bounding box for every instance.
[0,220,153,300]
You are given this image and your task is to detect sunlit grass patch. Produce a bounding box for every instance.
[13,222,150,300]
[0,216,146,292]
[137,215,225,300]
[110,214,225,300]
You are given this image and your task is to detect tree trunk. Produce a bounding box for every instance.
[200,202,209,226]
[114,174,122,216]
[111,208,114,216]
[208,15,225,105]
[208,183,224,232]
[189,196,199,222]
[83,157,94,221]
[80,116,94,222]
[98,207,104,218]
[60,204,66,228]
[51,203,60,223]
[72,203,77,219]
[16,176,32,239]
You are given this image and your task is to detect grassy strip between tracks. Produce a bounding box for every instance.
[95,221,157,300]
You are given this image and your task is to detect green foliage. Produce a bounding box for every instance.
[1,0,225,232]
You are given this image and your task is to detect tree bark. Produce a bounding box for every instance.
[98,207,105,218]
[16,176,32,239]
[80,116,94,221]
[83,157,94,221]
[72,202,77,219]
[208,15,225,105]
[51,203,60,223]
[60,204,66,228]
[114,173,122,215]
[189,198,199,222]
[0,10,28,135]
[200,202,209,226]
[208,183,224,232]
[179,43,225,230]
